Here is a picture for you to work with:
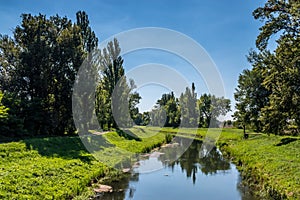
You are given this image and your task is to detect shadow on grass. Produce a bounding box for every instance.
[275,137,299,146]
[247,133,263,139]
[137,127,145,133]
[116,129,141,141]
[24,132,114,162]
[80,133,115,153]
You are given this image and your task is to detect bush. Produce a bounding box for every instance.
[165,133,173,143]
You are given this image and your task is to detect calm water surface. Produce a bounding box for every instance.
[98,138,255,200]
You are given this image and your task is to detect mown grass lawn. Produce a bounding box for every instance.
[219,130,300,200]
[0,127,167,199]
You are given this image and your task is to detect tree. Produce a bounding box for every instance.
[253,0,300,51]
[149,84,230,129]
[95,38,141,130]
[150,91,181,127]
[259,36,300,135]
[72,11,99,133]
[198,94,231,128]
[95,81,110,130]
[141,112,150,126]
[76,11,98,53]
[179,83,198,127]
[233,58,270,133]
[129,91,142,125]
[0,35,20,92]
[0,91,9,136]
[149,106,167,127]
[0,11,97,136]
[0,91,8,120]
[165,96,180,127]
[234,0,300,135]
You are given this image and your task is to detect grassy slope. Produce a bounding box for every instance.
[219,130,300,199]
[146,127,299,199]
[0,137,106,199]
[103,128,165,153]
[0,128,166,199]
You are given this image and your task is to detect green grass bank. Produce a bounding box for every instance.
[218,130,299,200]
[0,128,166,199]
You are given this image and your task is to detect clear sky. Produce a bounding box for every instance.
[0,0,266,119]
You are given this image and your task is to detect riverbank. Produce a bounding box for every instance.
[0,128,167,199]
[81,127,300,199]
[148,127,299,199]
[98,137,254,199]
[1,127,299,199]
[218,130,299,200]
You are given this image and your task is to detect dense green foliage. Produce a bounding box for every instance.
[198,93,231,128]
[234,0,300,135]
[0,11,141,135]
[0,11,97,136]
[95,39,141,130]
[150,91,180,127]
[179,83,198,127]
[0,91,8,120]
[149,84,230,128]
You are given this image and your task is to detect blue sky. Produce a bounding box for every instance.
[0,0,266,119]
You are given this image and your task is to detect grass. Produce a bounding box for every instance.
[218,130,300,200]
[0,137,107,199]
[0,127,167,199]
[103,127,166,153]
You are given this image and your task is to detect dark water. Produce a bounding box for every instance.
[98,138,255,200]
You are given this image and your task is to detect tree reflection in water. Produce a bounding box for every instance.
[99,138,232,199]
[159,138,230,184]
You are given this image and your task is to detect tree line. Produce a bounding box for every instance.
[146,83,231,128]
[234,0,300,135]
[6,4,292,137]
[0,11,141,136]
[0,10,232,137]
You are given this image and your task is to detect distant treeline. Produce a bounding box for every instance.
[142,84,231,128]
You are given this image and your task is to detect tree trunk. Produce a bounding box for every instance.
[243,124,248,139]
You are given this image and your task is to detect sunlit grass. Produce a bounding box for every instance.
[0,128,167,199]
[0,137,107,199]
[103,127,166,153]
[219,132,299,199]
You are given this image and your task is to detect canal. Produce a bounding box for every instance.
[98,137,255,200]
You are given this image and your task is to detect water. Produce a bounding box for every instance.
[98,138,255,200]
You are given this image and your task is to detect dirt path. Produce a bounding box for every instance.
[93,131,110,135]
